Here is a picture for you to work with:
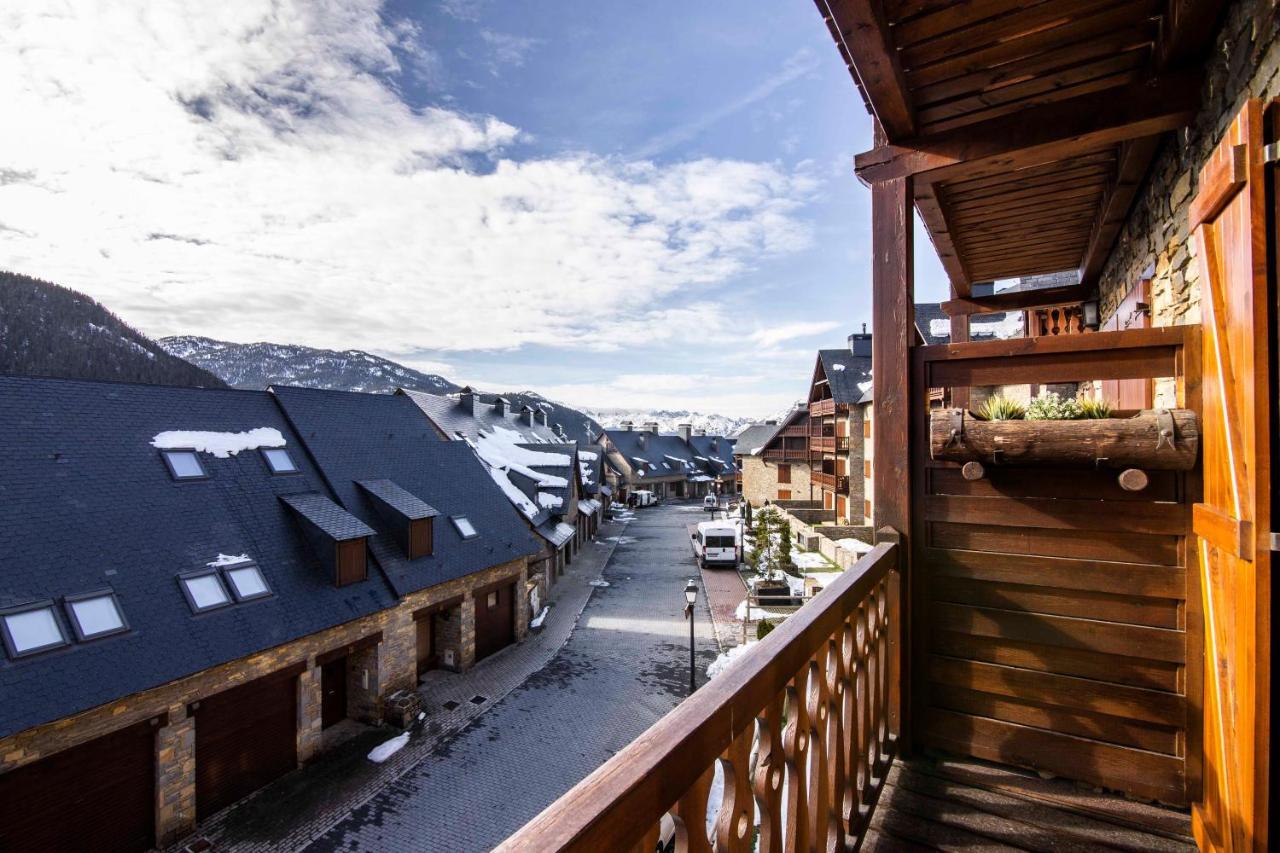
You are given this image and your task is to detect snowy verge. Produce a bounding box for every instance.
[368,731,410,764]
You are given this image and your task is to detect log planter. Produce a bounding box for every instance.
[929,408,1199,471]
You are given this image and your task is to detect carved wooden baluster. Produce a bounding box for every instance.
[753,692,785,853]
[856,601,875,819]
[674,765,715,853]
[804,656,831,851]
[781,681,808,853]
[838,617,859,836]
[626,819,662,853]
[866,589,884,784]
[875,581,891,771]
[714,723,756,853]
[824,630,850,845]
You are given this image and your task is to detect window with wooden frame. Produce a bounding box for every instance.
[336,539,367,587]
[778,489,792,500]
[864,459,872,478]
[863,419,871,438]
[864,499,872,519]
[408,517,434,560]
[777,463,791,484]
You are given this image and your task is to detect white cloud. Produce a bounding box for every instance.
[0,1,814,354]
[479,30,541,72]
[748,320,839,348]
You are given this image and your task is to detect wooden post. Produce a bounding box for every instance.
[949,311,970,410]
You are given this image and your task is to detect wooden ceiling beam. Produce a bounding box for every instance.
[854,71,1200,185]
[940,283,1092,316]
[816,0,916,139]
[914,182,969,291]
[1156,0,1228,69]
[1078,135,1163,287]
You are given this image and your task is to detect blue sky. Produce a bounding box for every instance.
[0,1,947,416]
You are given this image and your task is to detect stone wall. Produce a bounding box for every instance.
[0,553,529,845]
[740,456,813,506]
[1099,0,1280,397]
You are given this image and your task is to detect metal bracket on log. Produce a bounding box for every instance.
[1155,408,1176,451]
[945,408,965,449]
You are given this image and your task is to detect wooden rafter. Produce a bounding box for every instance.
[940,283,1092,317]
[1079,135,1163,287]
[815,0,915,139]
[854,72,1200,186]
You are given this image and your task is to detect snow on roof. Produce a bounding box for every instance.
[831,363,846,371]
[538,492,563,509]
[929,318,951,338]
[206,553,250,567]
[465,425,571,521]
[577,449,598,460]
[152,427,286,458]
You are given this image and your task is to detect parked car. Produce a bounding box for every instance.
[702,494,719,512]
[633,489,657,507]
[691,521,739,569]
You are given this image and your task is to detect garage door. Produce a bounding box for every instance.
[0,717,156,853]
[193,666,300,820]
[474,580,515,662]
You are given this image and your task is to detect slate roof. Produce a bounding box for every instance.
[733,423,782,456]
[0,376,399,740]
[271,386,541,598]
[602,429,735,482]
[281,492,377,540]
[818,350,873,405]
[687,435,736,476]
[914,303,1026,346]
[575,446,604,496]
[401,388,562,444]
[357,479,439,520]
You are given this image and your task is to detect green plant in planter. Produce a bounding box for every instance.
[1026,391,1083,420]
[976,395,1025,421]
[1077,397,1114,419]
[757,619,777,640]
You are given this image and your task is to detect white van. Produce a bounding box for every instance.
[692,521,739,569]
[702,494,719,512]
[633,489,657,507]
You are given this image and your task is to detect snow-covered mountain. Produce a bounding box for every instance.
[583,408,756,438]
[160,336,461,395]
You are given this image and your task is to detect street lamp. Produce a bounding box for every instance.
[684,579,698,694]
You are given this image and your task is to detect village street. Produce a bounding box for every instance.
[302,501,722,852]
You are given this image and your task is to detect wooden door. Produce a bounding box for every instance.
[1189,98,1272,852]
[321,656,348,729]
[836,493,847,520]
[194,669,298,820]
[417,614,438,675]
[1101,279,1154,409]
[0,719,155,853]
[475,581,516,662]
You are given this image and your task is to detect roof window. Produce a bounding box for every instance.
[162,449,207,480]
[452,516,478,539]
[262,447,299,474]
[224,563,272,601]
[179,571,232,613]
[1,602,68,658]
[64,592,128,641]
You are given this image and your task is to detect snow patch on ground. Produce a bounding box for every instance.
[589,579,610,587]
[707,641,757,679]
[835,537,874,555]
[151,427,286,457]
[791,551,832,570]
[530,606,549,629]
[735,601,791,621]
[368,732,410,764]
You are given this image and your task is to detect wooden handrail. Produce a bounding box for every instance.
[498,541,900,852]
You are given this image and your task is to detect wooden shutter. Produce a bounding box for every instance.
[777,463,791,484]
[1189,98,1272,853]
[335,538,367,586]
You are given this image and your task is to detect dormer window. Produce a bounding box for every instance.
[1,602,68,659]
[224,563,272,601]
[262,447,298,474]
[64,591,128,641]
[161,449,207,480]
[179,570,232,613]
[452,515,478,539]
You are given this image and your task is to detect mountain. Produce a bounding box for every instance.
[161,336,461,395]
[0,271,227,388]
[583,408,757,438]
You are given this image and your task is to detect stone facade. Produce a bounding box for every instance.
[740,455,813,505]
[0,554,530,846]
[1098,0,1280,407]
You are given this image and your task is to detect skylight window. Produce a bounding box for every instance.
[262,447,298,474]
[65,592,128,641]
[1,603,68,658]
[452,516,478,539]
[179,571,232,613]
[224,563,271,601]
[162,449,207,480]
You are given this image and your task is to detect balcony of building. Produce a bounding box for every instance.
[810,470,849,492]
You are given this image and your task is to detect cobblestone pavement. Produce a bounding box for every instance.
[301,501,720,852]
[700,559,747,650]
[176,513,630,853]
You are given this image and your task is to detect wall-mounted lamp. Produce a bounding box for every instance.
[1081,300,1100,331]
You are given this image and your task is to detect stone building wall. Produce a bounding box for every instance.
[740,456,813,505]
[1099,0,1280,376]
[0,554,529,845]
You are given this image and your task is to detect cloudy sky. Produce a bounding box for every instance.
[0,0,947,416]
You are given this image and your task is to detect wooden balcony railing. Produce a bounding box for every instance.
[808,435,849,454]
[762,447,809,462]
[808,398,837,417]
[811,471,849,492]
[779,425,809,438]
[498,538,900,852]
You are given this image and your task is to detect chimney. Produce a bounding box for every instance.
[645,422,659,435]
[493,397,508,417]
[693,428,706,436]
[677,423,692,442]
[765,420,778,425]
[710,438,719,451]
[555,423,567,439]
[637,432,647,449]
[848,325,872,358]
[458,386,475,416]
[520,406,535,427]
[536,409,549,427]
[620,420,633,431]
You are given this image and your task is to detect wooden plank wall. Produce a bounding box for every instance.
[909,327,1202,806]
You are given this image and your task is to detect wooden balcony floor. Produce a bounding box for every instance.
[863,755,1196,852]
